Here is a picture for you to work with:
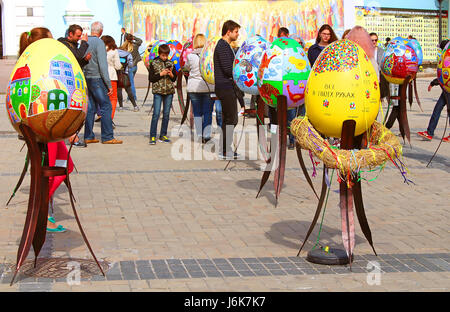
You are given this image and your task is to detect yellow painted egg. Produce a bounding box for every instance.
[305,39,380,138]
[6,38,87,142]
[199,36,221,85]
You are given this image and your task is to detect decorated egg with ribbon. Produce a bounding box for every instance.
[6,38,87,142]
[437,43,450,92]
[381,39,418,85]
[305,39,380,138]
[257,37,311,109]
[180,37,194,68]
[200,36,221,84]
[167,40,183,72]
[233,35,270,95]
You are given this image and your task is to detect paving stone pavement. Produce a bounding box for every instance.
[0,78,448,292]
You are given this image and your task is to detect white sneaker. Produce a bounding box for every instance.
[238,108,244,116]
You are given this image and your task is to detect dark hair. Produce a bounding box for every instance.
[386,37,391,42]
[125,33,134,41]
[277,27,289,37]
[221,20,240,36]
[101,35,117,50]
[315,24,338,44]
[369,32,378,37]
[68,24,83,37]
[19,27,52,56]
[158,44,170,55]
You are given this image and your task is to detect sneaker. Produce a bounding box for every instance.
[288,142,295,150]
[443,135,449,143]
[85,139,100,144]
[238,108,244,116]
[133,106,140,112]
[159,136,171,143]
[417,131,432,140]
[149,137,156,145]
[218,152,240,160]
[95,116,102,122]
[73,141,87,147]
[202,137,211,144]
[102,138,123,144]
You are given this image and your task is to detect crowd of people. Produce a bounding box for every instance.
[15,19,450,231]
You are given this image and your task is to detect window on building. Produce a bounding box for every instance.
[27,8,33,17]
[53,70,60,76]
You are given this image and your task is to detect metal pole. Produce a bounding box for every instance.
[439,0,443,44]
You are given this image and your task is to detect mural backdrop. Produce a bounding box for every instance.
[122,0,345,45]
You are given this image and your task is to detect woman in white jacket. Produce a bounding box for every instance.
[101,35,123,120]
[184,34,215,143]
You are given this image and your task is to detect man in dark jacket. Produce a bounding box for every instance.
[214,20,240,159]
[58,24,91,68]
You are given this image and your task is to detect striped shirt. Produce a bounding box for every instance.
[213,38,235,90]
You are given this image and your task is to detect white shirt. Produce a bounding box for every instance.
[106,49,122,81]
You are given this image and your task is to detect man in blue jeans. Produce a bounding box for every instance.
[82,21,122,144]
[417,79,450,142]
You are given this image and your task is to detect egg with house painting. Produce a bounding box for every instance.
[233,35,270,95]
[199,36,221,84]
[305,39,380,138]
[257,37,311,109]
[6,38,87,142]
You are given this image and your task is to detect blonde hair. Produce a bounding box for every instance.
[119,40,133,52]
[193,34,206,49]
[230,40,239,49]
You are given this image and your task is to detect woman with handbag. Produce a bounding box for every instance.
[101,35,122,120]
[184,34,215,143]
[117,47,139,111]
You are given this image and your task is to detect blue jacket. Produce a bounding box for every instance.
[117,49,133,74]
[83,35,111,88]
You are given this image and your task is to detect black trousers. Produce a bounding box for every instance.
[215,87,238,155]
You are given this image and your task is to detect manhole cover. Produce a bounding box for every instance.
[14,258,110,279]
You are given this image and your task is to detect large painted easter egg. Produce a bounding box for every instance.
[233,35,270,95]
[437,42,450,93]
[6,38,88,143]
[257,37,311,109]
[180,37,194,68]
[381,39,419,85]
[199,36,221,85]
[305,39,380,138]
[167,40,183,72]
[144,40,167,67]
[407,39,423,66]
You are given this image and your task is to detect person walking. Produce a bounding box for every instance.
[184,34,215,143]
[116,47,140,111]
[148,44,177,145]
[101,35,123,120]
[120,33,142,102]
[417,39,450,143]
[83,21,122,144]
[214,20,241,159]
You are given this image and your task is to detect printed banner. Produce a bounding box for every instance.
[122,0,345,45]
